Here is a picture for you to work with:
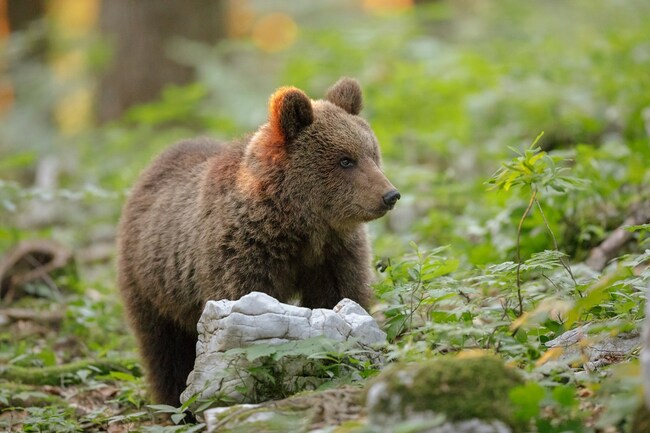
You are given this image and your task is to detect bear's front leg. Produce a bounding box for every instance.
[299,233,373,310]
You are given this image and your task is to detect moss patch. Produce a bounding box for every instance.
[365,356,525,431]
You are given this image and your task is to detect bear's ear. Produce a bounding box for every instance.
[268,87,314,142]
[325,77,363,115]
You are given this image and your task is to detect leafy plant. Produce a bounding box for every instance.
[222,336,383,403]
[20,406,82,433]
[488,132,587,315]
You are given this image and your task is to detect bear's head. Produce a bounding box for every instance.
[245,78,399,230]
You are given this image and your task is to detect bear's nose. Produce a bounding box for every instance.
[382,190,401,208]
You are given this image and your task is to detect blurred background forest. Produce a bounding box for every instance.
[1,0,649,432]
[1,0,649,259]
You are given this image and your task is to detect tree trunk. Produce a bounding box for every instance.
[7,0,45,32]
[96,0,226,122]
[6,0,48,71]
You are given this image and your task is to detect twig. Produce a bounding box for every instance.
[585,200,650,272]
[0,239,72,302]
[540,273,561,292]
[0,308,64,325]
[23,253,62,298]
[534,198,580,296]
[516,190,538,317]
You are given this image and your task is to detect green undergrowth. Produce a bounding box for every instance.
[1,1,650,432]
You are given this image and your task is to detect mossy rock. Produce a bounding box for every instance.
[365,356,525,432]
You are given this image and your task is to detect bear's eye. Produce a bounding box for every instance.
[339,158,355,168]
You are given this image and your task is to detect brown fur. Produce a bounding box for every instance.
[117,78,399,406]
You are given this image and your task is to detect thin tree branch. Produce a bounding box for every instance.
[534,198,580,296]
[516,189,538,317]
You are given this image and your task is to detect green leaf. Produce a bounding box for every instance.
[170,412,186,424]
[529,131,545,150]
[624,223,650,232]
[510,382,546,421]
[147,404,179,414]
[564,269,630,327]
[179,392,199,412]
[183,424,207,433]
[552,385,577,408]
[108,371,137,382]
[0,151,36,171]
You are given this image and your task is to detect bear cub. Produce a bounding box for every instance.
[117,78,399,405]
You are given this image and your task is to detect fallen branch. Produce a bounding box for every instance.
[0,239,72,302]
[0,382,66,408]
[586,200,650,272]
[76,242,115,265]
[0,308,64,326]
[0,358,141,386]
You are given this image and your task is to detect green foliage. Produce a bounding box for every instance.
[594,361,644,430]
[510,382,546,422]
[487,132,589,194]
[375,245,459,342]
[137,424,206,433]
[20,406,82,433]
[372,135,645,429]
[487,133,586,315]
[106,372,148,409]
[1,0,649,431]
[221,336,383,403]
[146,396,205,428]
[509,382,588,432]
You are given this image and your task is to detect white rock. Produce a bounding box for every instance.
[310,308,352,340]
[334,299,387,345]
[334,298,369,316]
[180,292,386,409]
[231,291,285,315]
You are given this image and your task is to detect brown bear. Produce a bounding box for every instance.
[117,77,399,406]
